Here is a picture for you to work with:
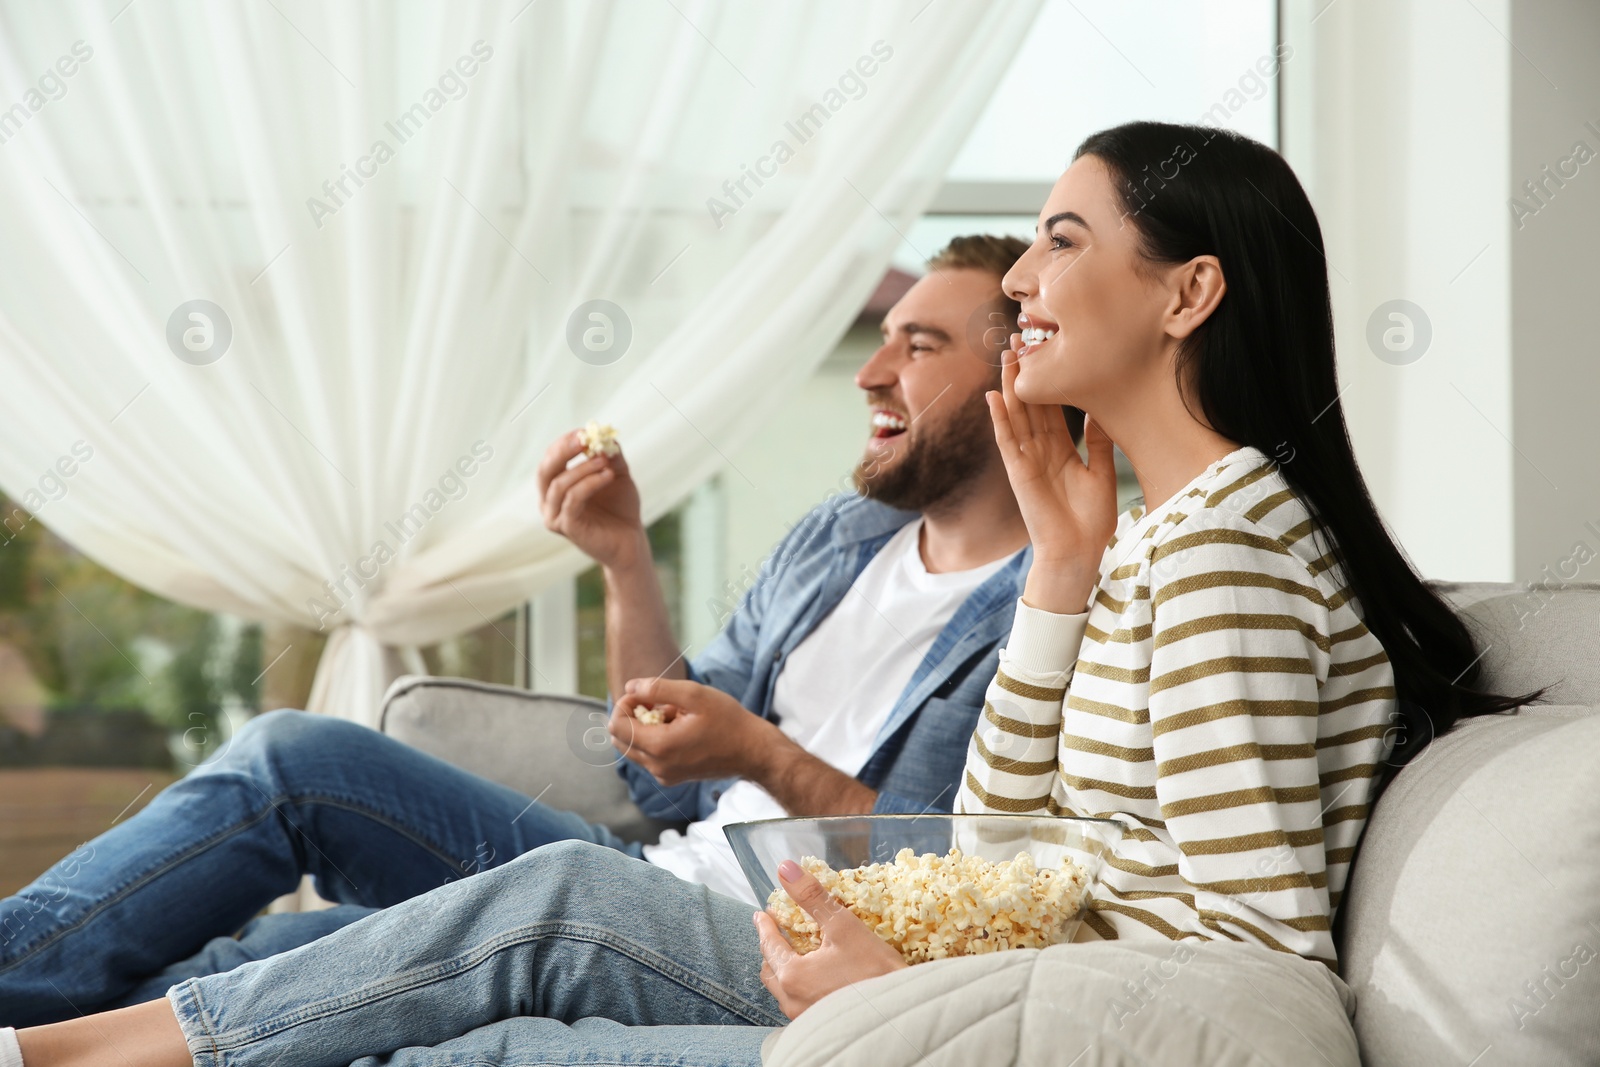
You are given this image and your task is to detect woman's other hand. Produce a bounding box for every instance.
[753,861,907,1019]
[987,337,1118,614]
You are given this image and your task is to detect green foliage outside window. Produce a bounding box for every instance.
[576,511,683,700]
[0,493,261,770]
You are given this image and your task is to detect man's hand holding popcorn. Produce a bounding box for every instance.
[754,859,908,1019]
[536,427,643,572]
[608,677,783,787]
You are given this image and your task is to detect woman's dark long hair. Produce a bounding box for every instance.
[1074,121,1535,766]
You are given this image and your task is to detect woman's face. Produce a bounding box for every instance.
[1001,155,1176,410]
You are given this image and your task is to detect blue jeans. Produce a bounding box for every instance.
[167,841,781,1066]
[0,709,644,1026]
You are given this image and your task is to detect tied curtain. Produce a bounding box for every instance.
[0,0,1039,724]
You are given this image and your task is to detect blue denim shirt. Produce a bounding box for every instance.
[617,492,1029,823]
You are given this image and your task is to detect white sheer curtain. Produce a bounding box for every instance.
[0,0,1039,724]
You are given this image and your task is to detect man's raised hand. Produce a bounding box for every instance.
[536,429,645,570]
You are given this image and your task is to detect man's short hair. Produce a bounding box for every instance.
[927,234,1085,445]
[927,234,1031,332]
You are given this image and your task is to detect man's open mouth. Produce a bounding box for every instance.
[871,409,908,439]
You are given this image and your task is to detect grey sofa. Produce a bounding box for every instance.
[377,580,1600,1066]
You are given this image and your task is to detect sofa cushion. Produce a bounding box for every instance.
[1338,704,1600,1067]
[761,939,1358,1067]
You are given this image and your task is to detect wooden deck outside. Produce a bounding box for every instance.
[0,768,175,895]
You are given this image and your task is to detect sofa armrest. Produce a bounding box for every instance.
[377,675,682,845]
[1428,579,1600,707]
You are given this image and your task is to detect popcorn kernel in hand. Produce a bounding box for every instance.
[580,420,620,458]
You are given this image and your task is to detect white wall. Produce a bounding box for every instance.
[1284,0,1600,584]
[1508,1,1600,582]
[1282,0,1516,581]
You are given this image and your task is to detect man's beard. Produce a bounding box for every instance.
[852,387,996,512]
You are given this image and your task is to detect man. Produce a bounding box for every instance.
[0,235,1063,1027]
[546,234,1077,901]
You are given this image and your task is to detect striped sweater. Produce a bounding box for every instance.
[957,446,1395,969]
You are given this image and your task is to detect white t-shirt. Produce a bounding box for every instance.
[641,520,1014,902]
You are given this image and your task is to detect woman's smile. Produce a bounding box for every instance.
[1016,310,1059,357]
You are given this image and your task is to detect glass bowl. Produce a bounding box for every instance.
[724,814,1124,953]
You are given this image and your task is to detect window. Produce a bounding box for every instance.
[418,612,523,689]
[558,1,1282,694]
[574,512,686,700]
[0,1,1283,896]
[895,0,1278,273]
[0,492,283,893]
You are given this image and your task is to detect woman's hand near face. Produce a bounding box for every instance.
[988,337,1119,615]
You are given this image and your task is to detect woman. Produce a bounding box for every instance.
[5,122,1530,1067]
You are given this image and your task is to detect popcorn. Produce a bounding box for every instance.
[765,847,1089,964]
[632,706,666,725]
[579,420,620,458]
